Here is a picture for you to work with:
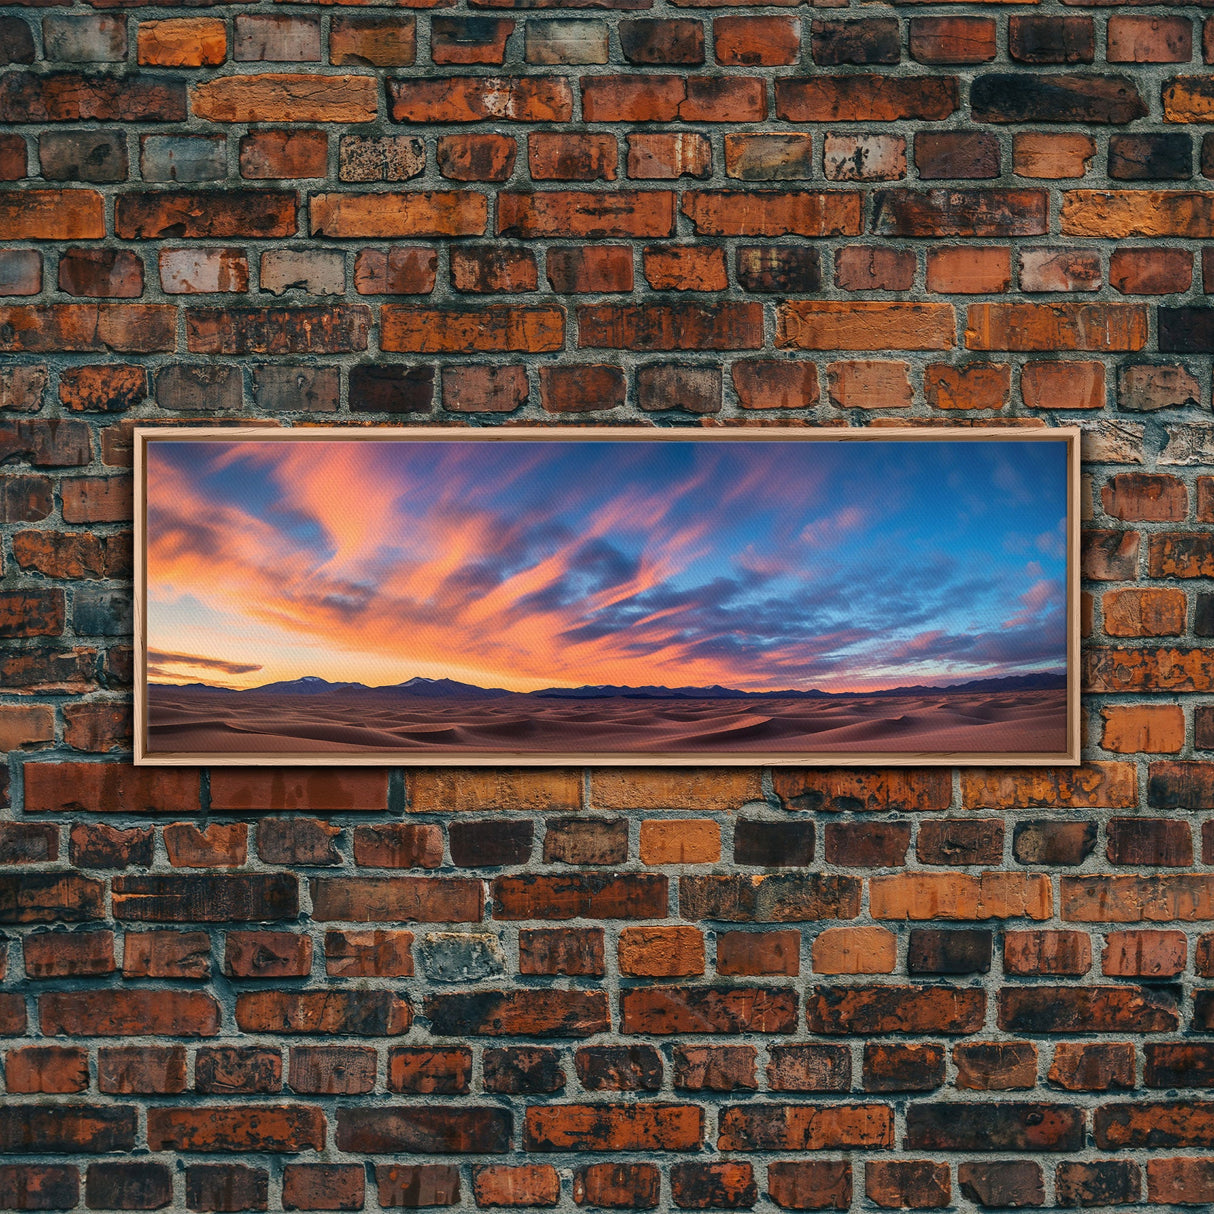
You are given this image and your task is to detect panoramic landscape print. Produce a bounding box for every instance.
[140,431,1072,761]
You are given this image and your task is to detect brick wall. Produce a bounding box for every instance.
[3,0,1214,1210]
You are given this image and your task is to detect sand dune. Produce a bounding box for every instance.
[147,686,1067,756]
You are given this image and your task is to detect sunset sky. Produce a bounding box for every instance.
[144,436,1069,695]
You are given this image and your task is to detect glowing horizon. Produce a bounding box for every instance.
[144,436,1069,697]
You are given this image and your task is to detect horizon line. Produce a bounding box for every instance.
[149,669,1068,697]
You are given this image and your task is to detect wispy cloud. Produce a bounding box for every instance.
[145,439,1069,693]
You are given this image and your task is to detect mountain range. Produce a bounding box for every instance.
[156,671,1066,700]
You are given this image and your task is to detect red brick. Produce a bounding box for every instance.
[777,302,954,351]
[806,986,985,1035]
[149,1105,323,1153]
[0,188,91,239]
[926,246,1011,295]
[138,18,227,66]
[282,1164,363,1212]
[500,190,673,239]
[1048,1043,1135,1092]
[776,76,956,122]
[925,362,1010,411]
[580,301,760,351]
[962,763,1137,808]
[1103,587,1187,637]
[827,360,912,410]
[330,15,415,66]
[325,929,413,978]
[683,191,859,237]
[239,129,327,179]
[117,191,295,239]
[451,245,537,293]
[643,244,727,292]
[518,927,604,977]
[910,17,995,64]
[768,1044,850,1093]
[388,1047,470,1095]
[5,1045,88,1094]
[670,1162,756,1210]
[390,76,571,123]
[767,1162,851,1211]
[95,1047,183,1098]
[835,247,914,292]
[427,989,607,1039]
[375,1165,460,1209]
[381,304,563,353]
[865,1161,950,1210]
[546,246,632,293]
[627,132,711,180]
[1110,247,1193,295]
[1101,704,1186,754]
[573,1163,659,1210]
[540,364,624,413]
[226,931,313,979]
[528,131,616,181]
[732,361,818,410]
[714,16,799,65]
[719,1104,892,1152]
[195,1046,282,1095]
[1021,360,1105,410]
[209,769,386,811]
[474,1165,560,1209]
[1147,1159,1214,1205]
[776,769,950,813]
[433,16,510,65]
[620,19,703,66]
[717,930,800,977]
[23,929,114,978]
[527,1104,702,1152]
[58,248,143,299]
[0,304,175,354]
[437,133,516,182]
[353,246,436,296]
[583,75,764,123]
[314,193,481,240]
[124,929,210,979]
[1019,247,1102,293]
[1103,930,1186,977]
[41,989,220,1037]
[235,990,410,1036]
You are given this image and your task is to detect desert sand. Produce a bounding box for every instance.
[147,686,1067,756]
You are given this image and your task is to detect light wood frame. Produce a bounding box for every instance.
[134,425,1081,767]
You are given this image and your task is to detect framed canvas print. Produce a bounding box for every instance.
[134,426,1080,766]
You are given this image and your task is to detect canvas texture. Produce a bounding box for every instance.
[2,0,1214,1210]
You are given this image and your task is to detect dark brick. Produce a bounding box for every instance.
[736,246,821,294]
[958,1161,1044,1209]
[1160,307,1214,353]
[810,19,899,66]
[907,929,992,975]
[184,1165,268,1213]
[733,819,814,867]
[971,75,1147,124]
[1013,820,1096,865]
[448,819,532,867]
[483,1047,565,1094]
[576,1045,663,1092]
[348,364,434,413]
[1109,134,1192,181]
[1009,16,1095,64]
[863,1043,946,1093]
[906,1103,1084,1152]
[85,1163,172,1210]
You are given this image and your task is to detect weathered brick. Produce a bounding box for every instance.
[719,1104,891,1152]
[806,986,985,1035]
